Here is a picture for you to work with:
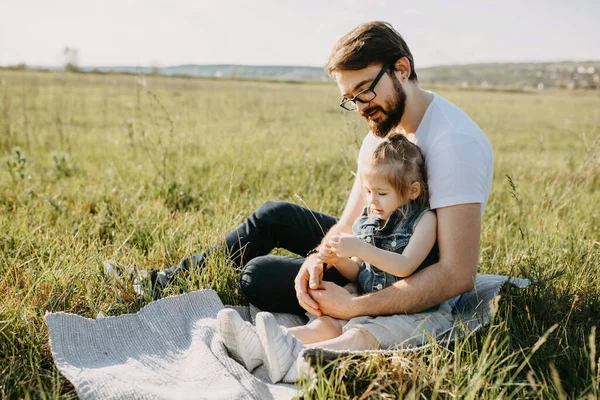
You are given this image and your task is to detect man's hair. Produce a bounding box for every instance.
[361,134,428,209]
[325,21,417,81]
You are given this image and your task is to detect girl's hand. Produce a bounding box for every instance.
[316,244,339,266]
[329,233,364,258]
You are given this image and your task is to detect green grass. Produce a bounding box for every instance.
[0,70,599,399]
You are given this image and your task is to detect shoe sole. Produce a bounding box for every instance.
[256,312,284,383]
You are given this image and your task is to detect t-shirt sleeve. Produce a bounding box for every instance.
[426,132,492,210]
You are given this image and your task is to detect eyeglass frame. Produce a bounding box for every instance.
[339,63,390,111]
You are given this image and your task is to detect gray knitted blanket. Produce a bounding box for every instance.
[45,274,529,400]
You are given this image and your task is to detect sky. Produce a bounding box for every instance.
[1,0,599,68]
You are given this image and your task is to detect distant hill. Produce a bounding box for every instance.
[418,61,600,90]
[13,61,600,90]
[79,64,331,82]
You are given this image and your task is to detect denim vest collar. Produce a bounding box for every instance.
[363,201,423,235]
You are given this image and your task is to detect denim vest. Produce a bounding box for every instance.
[352,202,439,295]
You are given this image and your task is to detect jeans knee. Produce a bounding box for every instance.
[238,257,268,299]
[239,264,255,298]
[252,201,294,224]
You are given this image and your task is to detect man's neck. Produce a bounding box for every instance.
[392,84,433,136]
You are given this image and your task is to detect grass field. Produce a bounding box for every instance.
[0,69,599,399]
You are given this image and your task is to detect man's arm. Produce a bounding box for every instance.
[294,174,365,316]
[310,203,481,319]
[322,173,365,243]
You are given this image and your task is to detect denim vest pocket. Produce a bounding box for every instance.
[358,263,402,294]
[357,264,373,294]
[383,272,402,288]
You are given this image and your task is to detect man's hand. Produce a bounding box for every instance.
[309,281,358,320]
[329,233,364,258]
[294,254,324,316]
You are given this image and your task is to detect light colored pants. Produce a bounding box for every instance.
[308,284,455,349]
[341,300,454,348]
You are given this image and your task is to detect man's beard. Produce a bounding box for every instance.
[363,74,406,138]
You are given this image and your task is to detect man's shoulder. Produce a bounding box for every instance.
[428,93,481,132]
[357,131,384,167]
[423,93,490,151]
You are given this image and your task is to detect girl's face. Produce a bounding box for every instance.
[362,175,406,223]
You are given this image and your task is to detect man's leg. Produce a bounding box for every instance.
[238,255,349,315]
[156,201,339,290]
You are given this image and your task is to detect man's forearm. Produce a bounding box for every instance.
[310,204,482,320]
[350,259,476,316]
[318,173,364,248]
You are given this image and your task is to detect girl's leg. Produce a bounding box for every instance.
[287,316,344,345]
[306,327,380,351]
[256,313,380,384]
[256,312,306,383]
[216,309,264,371]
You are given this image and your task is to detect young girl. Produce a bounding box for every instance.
[216,134,453,383]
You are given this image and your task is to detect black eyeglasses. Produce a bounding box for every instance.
[339,64,389,111]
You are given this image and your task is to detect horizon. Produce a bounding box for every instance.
[1,0,599,68]
[18,58,600,71]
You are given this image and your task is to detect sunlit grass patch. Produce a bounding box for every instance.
[0,70,598,398]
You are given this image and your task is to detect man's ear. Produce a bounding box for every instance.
[408,182,421,200]
[393,57,411,81]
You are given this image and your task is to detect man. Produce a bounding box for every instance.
[107,22,492,330]
[296,21,492,322]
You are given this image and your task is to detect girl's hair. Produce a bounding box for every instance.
[362,134,429,209]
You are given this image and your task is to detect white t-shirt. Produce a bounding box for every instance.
[357,92,493,217]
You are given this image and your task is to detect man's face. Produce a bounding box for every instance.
[335,64,406,138]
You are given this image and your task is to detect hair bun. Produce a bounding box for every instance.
[387,134,407,143]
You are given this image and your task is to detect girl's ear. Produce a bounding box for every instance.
[408,182,421,200]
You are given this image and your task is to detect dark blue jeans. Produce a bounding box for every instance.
[160,201,350,315]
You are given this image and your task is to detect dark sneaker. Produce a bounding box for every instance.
[149,269,173,299]
[105,252,207,299]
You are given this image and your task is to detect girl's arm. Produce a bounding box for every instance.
[329,211,437,279]
[330,257,361,282]
[359,211,437,277]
